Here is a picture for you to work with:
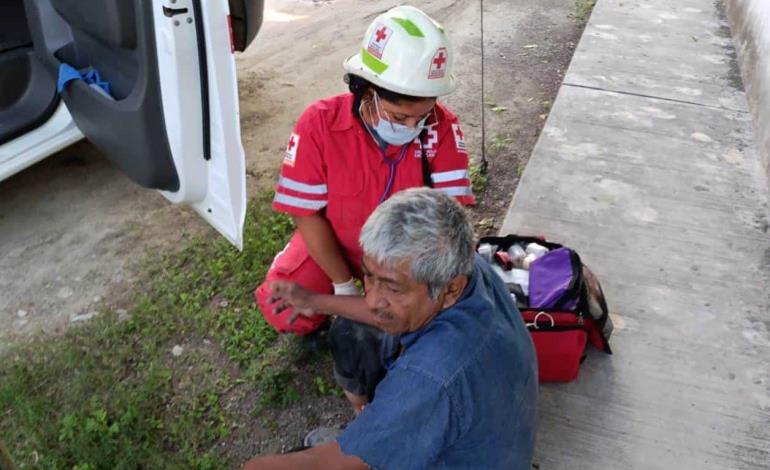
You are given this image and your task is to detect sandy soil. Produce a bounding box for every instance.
[0,0,588,457]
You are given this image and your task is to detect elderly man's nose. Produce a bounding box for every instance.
[365,285,387,309]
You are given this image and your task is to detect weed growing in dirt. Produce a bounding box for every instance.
[469,162,488,194]
[483,95,508,114]
[490,134,514,154]
[257,370,301,409]
[574,0,597,22]
[0,192,294,469]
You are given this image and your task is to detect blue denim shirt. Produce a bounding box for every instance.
[337,255,538,469]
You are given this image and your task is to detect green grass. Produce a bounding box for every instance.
[574,0,597,22]
[490,134,514,154]
[0,191,294,469]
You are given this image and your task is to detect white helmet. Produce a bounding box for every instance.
[343,5,456,97]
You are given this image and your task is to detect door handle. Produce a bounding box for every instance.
[163,6,189,17]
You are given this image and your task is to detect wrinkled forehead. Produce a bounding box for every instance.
[362,254,414,282]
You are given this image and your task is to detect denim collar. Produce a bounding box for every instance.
[399,265,479,350]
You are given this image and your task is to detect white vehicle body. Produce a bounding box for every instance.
[0,103,83,182]
[0,0,265,249]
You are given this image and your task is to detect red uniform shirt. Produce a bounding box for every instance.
[273,93,474,265]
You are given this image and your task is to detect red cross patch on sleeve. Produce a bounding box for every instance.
[414,127,440,159]
[451,123,467,153]
[283,133,300,167]
[367,23,393,59]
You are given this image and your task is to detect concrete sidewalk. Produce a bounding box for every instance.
[501,0,770,468]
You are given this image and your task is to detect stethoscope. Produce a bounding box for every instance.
[377,143,410,204]
[358,98,432,204]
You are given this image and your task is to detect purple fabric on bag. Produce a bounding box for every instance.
[528,247,578,309]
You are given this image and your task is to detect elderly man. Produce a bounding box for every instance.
[244,188,537,470]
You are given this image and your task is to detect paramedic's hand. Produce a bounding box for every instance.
[268,281,318,324]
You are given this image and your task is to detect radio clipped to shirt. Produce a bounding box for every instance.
[478,235,614,382]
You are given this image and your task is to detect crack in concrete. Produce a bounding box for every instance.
[562,81,749,114]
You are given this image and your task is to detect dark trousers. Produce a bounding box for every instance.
[329,317,399,402]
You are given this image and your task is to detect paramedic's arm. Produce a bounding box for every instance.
[293,213,352,284]
[273,104,351,285]
[242,442,368,470]
[431,113,475,206]
[269,280,378,327]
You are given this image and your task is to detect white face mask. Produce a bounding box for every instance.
[368,92,429,146]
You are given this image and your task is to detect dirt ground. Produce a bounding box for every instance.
[0,0,588,458]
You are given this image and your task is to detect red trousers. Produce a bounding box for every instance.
[255,232,360,335]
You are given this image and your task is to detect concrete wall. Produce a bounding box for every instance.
[726,0,770,188]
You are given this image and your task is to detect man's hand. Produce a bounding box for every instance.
[242,441,369,470]
[268,281,320,324]
[270,281,379,328]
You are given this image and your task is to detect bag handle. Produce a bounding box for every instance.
[526,311,555,329]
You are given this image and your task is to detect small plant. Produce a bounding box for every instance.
[574,0,597,22]
[469,162,488,194]
[313,376,333,396]
[490,134,514,154]
[257,369,300,409]
[476,218,496,233]
[484,95,508,114]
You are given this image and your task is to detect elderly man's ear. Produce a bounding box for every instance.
[440,275,469,310]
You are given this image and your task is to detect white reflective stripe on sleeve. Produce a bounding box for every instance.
[277,176,328,195]
[274,193,328,210]
[436,186,473,197]
[430,169,469,184]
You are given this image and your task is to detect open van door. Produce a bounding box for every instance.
[23,0,262,249]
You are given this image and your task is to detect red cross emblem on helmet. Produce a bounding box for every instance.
[367,23,393,60]
[428,47,448,80]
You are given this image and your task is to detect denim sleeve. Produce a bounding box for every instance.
[337,366,457,469]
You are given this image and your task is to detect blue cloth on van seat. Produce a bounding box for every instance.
[57,63,112,96]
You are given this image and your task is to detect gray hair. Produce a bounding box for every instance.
[359,188,475,299]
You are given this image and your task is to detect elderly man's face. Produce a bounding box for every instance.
[361,255,447,335]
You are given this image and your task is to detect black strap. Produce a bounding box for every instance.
[419,131,433,188]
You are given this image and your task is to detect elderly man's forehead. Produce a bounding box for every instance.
[362,255,413,280]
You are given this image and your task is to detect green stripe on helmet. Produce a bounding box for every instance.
[361,49,389,74]
[391,17,425,37]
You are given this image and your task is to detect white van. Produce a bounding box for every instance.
[0,0,264,248]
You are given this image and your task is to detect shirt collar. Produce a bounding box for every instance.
[399,263,479,349]
[330,93,359,132]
